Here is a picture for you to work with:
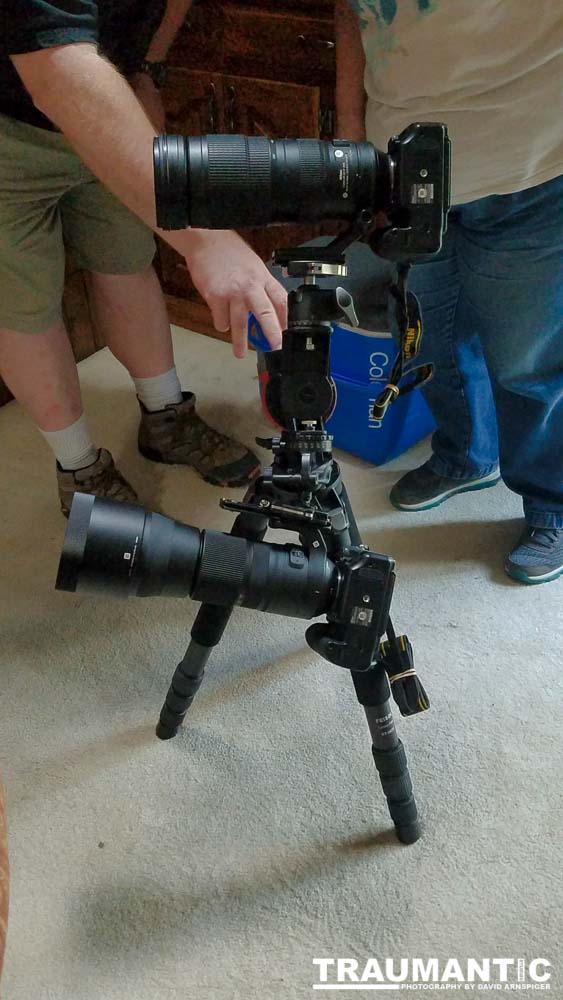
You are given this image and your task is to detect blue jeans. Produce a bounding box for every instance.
[407,172,563,529]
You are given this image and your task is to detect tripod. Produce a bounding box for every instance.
[155,240,429,845]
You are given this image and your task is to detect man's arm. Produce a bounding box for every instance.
[130,0,194,137]
[10,44,286,356]
[335,0,367,141]
[145,0,193,62]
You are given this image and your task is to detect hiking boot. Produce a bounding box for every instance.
[57,448,138,518]
[505,526,563,585]
[137,392,260,487]
[389,460,501,511]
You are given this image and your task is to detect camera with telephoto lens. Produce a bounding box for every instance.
[154,122,450,261]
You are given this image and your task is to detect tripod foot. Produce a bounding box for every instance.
[156,720,178,741]
[395,819,422,844]
[372,740,421,844]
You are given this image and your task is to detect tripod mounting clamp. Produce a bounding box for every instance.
[283,259,347,279]
[273,246,348,277]
[220,495,331,529]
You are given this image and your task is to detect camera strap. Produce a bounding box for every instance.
[372,263,433,421]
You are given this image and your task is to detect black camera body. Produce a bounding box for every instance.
[379,122,451,260]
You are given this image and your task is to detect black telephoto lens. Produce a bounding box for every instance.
[56,494,336,618]
[55,492,202,598]
[154,134,389,230]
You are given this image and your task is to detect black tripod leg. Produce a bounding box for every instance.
[156,603,233,740]
[333,478,420,841]
[156,491,269,741]
[352,667,421,844]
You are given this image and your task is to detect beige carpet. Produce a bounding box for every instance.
[0,327,561,1000]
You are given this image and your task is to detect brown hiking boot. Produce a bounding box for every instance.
[57,448,138,518]
[137,392,260,487]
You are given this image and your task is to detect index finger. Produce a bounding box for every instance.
[265,276,288,333]
[247,285,285,351]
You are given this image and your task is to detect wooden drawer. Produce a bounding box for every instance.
[162,69,224,134]
[221,74,320,138]
[169,2,336,85]
[163,69,321,138]
[223,8,335,87]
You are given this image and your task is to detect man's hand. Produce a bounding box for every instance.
[130,72,166,132]
[182,231,287,358]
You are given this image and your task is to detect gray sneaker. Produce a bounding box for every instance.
[390,460,501,511]
[138,391,260,487]
[505,526,563,585]
[57,448,138,518]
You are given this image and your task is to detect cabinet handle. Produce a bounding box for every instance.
[208,82,218,133]
[227,84,237,133]
[297,34,335,50]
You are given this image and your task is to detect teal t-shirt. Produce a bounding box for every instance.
[0,0,166,129]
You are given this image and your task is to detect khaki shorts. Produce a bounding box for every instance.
[0,113,156,334]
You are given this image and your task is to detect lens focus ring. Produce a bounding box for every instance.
[192,135,272,228]
[193,531,248,605]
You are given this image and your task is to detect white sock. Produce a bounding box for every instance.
[40,414,98,471]
[133,367,183,412]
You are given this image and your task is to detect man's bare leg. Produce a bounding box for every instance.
[88,264,175,379]
[88,264,260,487]
[0,320,136,512]
[0,266,176,424]
[0,320,82,431]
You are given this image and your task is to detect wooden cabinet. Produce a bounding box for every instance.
[222,6,336,88]
[221,74,320,138]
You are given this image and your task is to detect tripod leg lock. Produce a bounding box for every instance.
[371,740,421,844]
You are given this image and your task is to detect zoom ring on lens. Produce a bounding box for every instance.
[206,136,272,227]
